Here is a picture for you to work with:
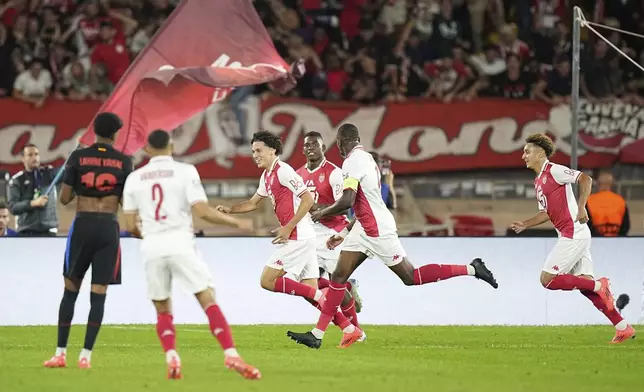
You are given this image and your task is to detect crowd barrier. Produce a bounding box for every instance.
[1,237,642,326]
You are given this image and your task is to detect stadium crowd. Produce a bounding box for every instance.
[0,0,643,107]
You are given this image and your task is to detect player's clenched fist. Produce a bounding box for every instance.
[216,205,231,213]
[509,221,526,234]
[326,234,344,250]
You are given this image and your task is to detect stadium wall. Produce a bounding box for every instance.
[2,238,642,326]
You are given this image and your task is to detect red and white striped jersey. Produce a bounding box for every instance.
[342,146,397,237]
[534,160,591,239]
[257,158,315,241]
[297,159,349,233]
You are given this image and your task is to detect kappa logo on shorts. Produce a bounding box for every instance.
[393,254,401,261]
[552,265,559,272]
[275,260,284,266]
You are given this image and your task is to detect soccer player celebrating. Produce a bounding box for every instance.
[509,133,635,344]
[44,112,133,369]
[122,130,260,380]
[287,124,498,349]
[216,131,359,339]
[296,131,364,335]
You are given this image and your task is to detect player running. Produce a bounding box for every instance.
[44,112,133,369]
[121,130,260,380]
[510,133,635,344]
[296,131,364,336]
[216,131,360,340]
[287,123,498,349]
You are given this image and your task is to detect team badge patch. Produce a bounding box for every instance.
[319,173,325,182]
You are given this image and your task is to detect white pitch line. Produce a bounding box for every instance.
[108,325,209,333]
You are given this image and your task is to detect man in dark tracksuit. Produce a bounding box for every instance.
[7,144,61,236]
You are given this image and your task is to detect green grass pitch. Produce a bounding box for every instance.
[1,325,642,392]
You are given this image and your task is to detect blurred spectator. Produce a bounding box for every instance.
[587,170,630,237]
[1,0,644,108]
[7,144,60,237]
[12,59,51,107]
[469,43,505,78]
[533,54,571,105]
[56,57,91,100]
[473,53,535,99]
[580,39,616,103]
[0,201,18,237]
[90,20,131,86]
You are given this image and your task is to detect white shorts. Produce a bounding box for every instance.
[266,238,319,281]
[543,237,594,276]
[314,226,341,274]
[143,247,214,301]
[342,226,406,267]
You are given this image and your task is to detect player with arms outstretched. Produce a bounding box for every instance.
[287,123,498,349]
[296,131,364,335]
[216,131,360,342]
[510,133,635,343]
[121,130,261,380]
[44,112,133,369]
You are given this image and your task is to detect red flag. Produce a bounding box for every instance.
[79,0,295,155]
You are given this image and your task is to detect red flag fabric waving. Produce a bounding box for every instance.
[79,0,294,155]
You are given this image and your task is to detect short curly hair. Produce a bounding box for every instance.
[251,130,283,155]
[526,133,555,158]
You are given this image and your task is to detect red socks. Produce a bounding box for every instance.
[413,264,469,285]
[315,281,346,332]
[341,298,360,328]
[318,277,330,289]
[545,275,596,291]
[274,277,317,299]
[205,304,235,350]
[581,290,624,326]
[156,313,176,352]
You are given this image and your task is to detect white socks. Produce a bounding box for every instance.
[615,320,628,331]
[55,347,66,356]
[311,328,324,339]
[342,325,356,334]
[165,349,179,363]
[79,348,92,361]
[224,348,240,358]
[467,265,476,276]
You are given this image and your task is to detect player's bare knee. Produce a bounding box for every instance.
[260,276,277,291]
[153,299,171,314]
[195,288,216,310]
[540,272,555,288]
[90,284,108,294]
[64,277,80,292]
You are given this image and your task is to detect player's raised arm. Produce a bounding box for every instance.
[185,166,253,231]
[218,173,267,214]
[221,193,265,214]
[193,202,254,231]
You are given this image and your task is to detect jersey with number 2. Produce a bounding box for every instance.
[122,156,207,238]
[63,143,133,199]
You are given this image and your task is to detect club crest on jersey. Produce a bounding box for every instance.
[542,176,547,184]
[319,173,325,182]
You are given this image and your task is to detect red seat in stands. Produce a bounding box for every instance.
[409,215,449,237]
[451,215,495,237]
